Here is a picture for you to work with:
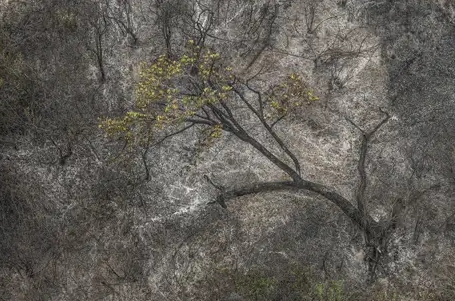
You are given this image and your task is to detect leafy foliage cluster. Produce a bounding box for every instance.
[100,41,318,148]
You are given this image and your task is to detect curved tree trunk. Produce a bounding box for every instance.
[209,178,391,279]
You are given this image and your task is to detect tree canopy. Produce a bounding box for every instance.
[100,41,318,150]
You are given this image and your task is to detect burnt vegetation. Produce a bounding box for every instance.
[1,0,455,300]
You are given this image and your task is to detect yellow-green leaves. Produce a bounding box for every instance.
[99,111,151,146]
[198,124,224,149]
[99,42,319,152]
[136,55,183,109]
[266,72,319,116]
[100,43,231,148]
[307,90,319,102]
[135,46,227,115]
[210,124,223,138]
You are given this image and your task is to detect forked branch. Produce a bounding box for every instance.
[346,110,390,227]
[232,85,301,175]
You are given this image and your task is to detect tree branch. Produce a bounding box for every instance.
[185,118,216,127]
[233,86,301,175]
[271,114,286,128]
[346,110,390,227]
[201,98,301,182]
[299,179,376,229]
[151,123,196,147]
[234,129,301,182]
[210,179,376,230]
[213,181,297,208]
[204,175,227,208]
[207,103,239,132]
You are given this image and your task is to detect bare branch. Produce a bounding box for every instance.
[367,109,390,139]
[346,110,391,227]
[212,179,376,231]
[204,175,227,208]
[356,132,369,221]
[345,117,365,134]
[151,123,196,147]
[206,103,239,132]
[270,114,286,128]
[233,86,301,175]
[300,179,377,230]
[215,181,297,209]
[232,124,301,182]
[244,82,264,117]
[203,174,224,191]
[185,118,216,127]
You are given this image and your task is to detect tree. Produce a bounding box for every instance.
[100,41,402,280]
